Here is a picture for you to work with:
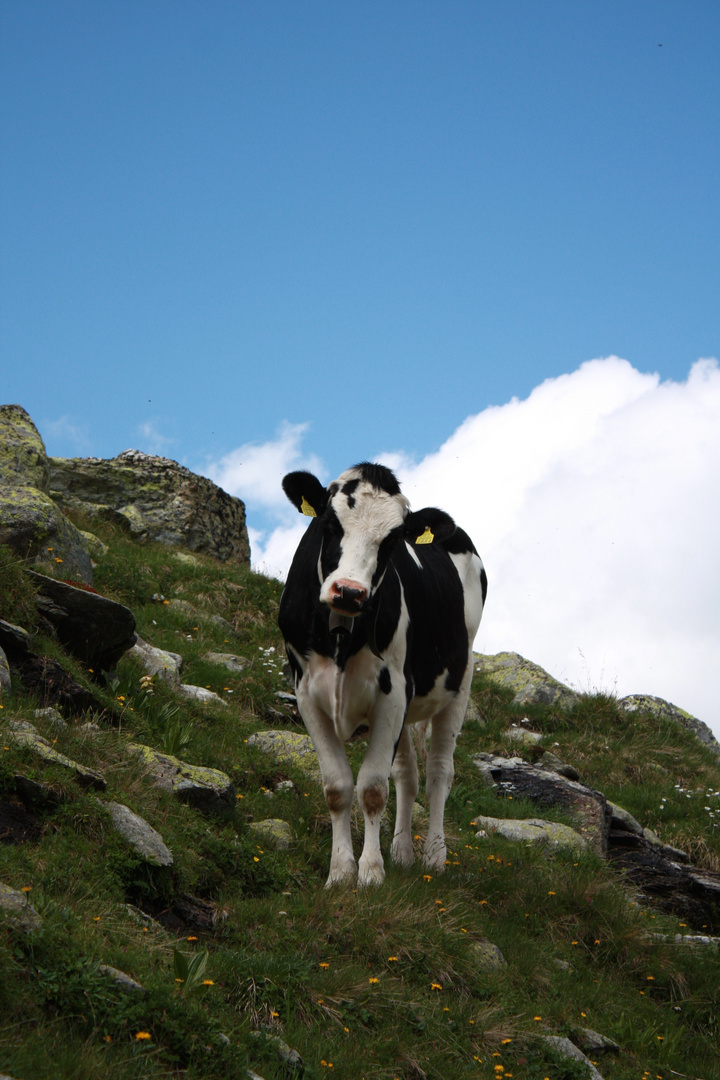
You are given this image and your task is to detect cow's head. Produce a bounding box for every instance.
[282,463,456,616]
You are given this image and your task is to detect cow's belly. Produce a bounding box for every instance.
[405,669,457,725]
[301,649,387,742]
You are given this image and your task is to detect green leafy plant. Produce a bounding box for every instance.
[172,946,211,995]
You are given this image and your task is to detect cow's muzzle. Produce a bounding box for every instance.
[327,578,368,615]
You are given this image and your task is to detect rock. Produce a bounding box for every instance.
[168,893,227,932]
[471,752,610,854]
[13,773,63,808]
[47,448,251,564]
[472,815,589,854]
[0,619,33,655]
[540,1036,605,1080]
[173,551,200,566]
[33,707,66,728]
[166,599,198,616]
[504,725,543,745]
[130,636,183,686]
[10,652,104,716]
[127,743,235,814]
[607,800,644,836]
[28,571,136,671]
[618,694,720,754]
[469,940,507,971]
[247,730,322,785]
[0,646,10,693]
[0,880,43,931]
[537,751,579,781]
[608,830,720,931]
[98,964,145,992]
[5,720,106,789]
[573,1027,620,1054]
[552,958,573,972]
[179,684,228,706]
[203,651,250,674]
[101,800,174,866]
[0,405,94,583]
[652,933,720,947]
[79,530,108,559]
[250,1031,303,1069]
[248,819,295,850]
[474,652,580,709]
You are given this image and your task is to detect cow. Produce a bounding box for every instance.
[278,462,487,887]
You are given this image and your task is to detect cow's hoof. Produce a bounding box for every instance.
[390,839,415,867]
[357,859,385,888]
[325,862,357,888]
[422,844,447,872]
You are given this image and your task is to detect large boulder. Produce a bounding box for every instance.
[618,694,719,754]
[0,405,93,583]
[48,449,251,564]
[474,652,580,709]
[29,571,136,671]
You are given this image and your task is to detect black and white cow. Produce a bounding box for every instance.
[279,463,487,887]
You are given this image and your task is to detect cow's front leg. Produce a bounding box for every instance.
[298,696,357,886]
[357,694,406,887]
[390,724,418,867]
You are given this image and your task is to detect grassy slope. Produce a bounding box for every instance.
[1,525,719,1080]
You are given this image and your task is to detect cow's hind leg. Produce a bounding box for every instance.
[390,724,419,867]
[423,696,466,872]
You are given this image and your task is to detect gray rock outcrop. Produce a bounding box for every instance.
[5,720,107,789]
[0,881,43,932]
[472,814,589,854]
[48,449,250,564]
[619,694,720,753]
[474,652,580,709]
[0,405,93,583]
[127,743,235,813]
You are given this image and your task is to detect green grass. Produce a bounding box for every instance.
[1,526,719,1080]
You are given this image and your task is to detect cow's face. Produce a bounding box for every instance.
[283,463,457,617]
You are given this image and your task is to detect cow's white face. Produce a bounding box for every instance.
[318,468,409,615]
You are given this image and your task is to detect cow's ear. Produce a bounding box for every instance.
[404,507,456,546]
[282,471,328,518]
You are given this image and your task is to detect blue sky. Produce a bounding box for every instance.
[2,2,720,732]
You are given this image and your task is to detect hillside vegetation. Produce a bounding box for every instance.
[1,522,719,1080]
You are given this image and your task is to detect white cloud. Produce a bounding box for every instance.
[205,420,325,511]
[43,414,91,454]
[136,420,177,455]
[209,358,720,738]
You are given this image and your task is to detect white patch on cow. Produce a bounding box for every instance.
[449,549,486,637]
[318,471,409,605]
[404,539,423,569]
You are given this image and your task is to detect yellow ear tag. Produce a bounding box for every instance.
[415,526,434,545]
[300,497,316,518]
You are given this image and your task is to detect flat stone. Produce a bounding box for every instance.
[472,814,589,854]
[247,730,322,785]
[173,551,200,566]
[102,800,174,866]
[5,721,106,790]
[98,964,145,992]
[0,880,43,932]
[250,1032,303,1068]
[248,819,295,850]
[131,636,183,685]
[128,742,235,813]
[541,1036,605,1080]
[537,751,580,781]
[203,651,250,674]
[652,933,720,947]
[179,684,228,706]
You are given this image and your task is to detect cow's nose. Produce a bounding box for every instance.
[329,579,367,612]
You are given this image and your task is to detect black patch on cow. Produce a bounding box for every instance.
[341,479,360,508]
[480,566,488,604]
[354,462,401,496]
[443,525,479,556]
[378,666,392,694]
